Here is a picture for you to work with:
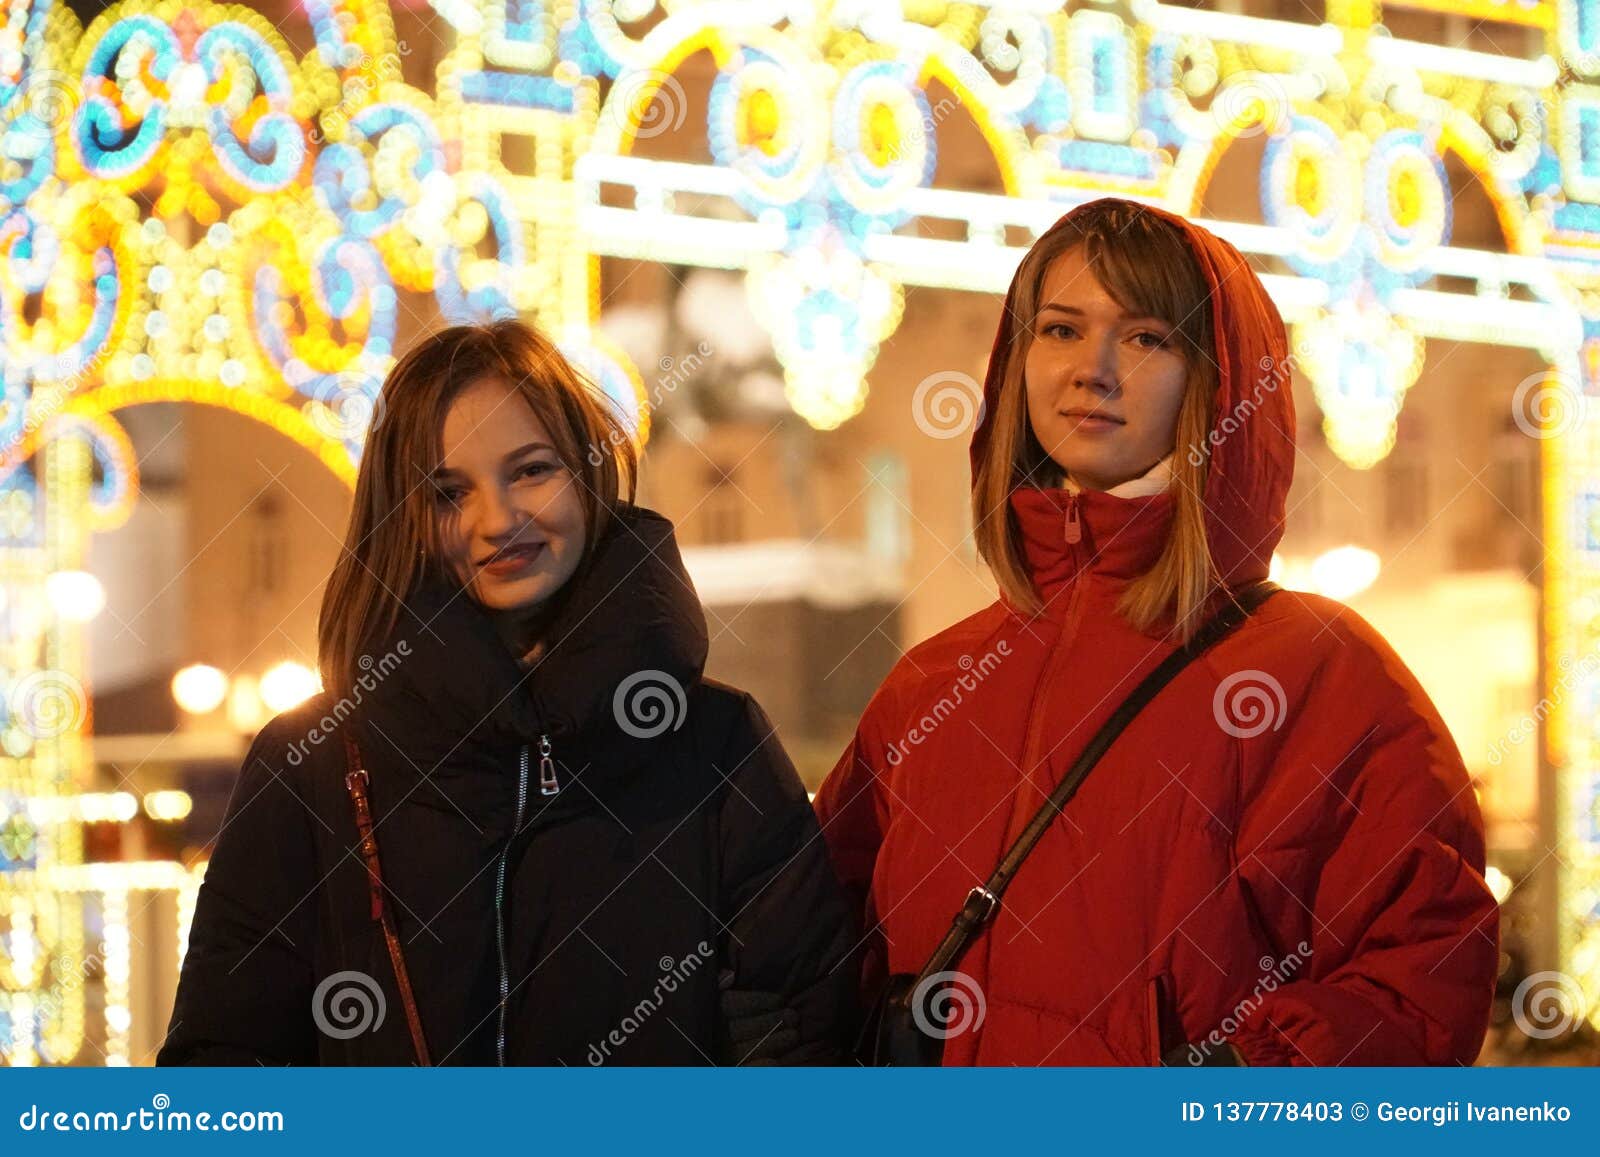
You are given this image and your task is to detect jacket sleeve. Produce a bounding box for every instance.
[811,703,895,1005]
[1223,608,1499,1066]
[715,692,862,1064]
[157,718,320,1065]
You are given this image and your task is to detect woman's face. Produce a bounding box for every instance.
[432,376,587,611]
[1023,247,1192,491]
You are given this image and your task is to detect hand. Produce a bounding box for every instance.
[1162,1039,1247,1066]
[717,968,800,1065]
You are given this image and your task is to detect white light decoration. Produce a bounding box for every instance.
[226,674,265,735]
[43,571,105,623]
[1486,865,1514,905]
[9,0,1600,1066]
[258,661,321,713]
[171,664,228,715]
[142,791,193,823]
[1310,545,1383,601]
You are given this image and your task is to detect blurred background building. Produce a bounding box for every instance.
[1,0,1597,1064]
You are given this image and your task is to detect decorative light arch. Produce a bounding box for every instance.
[4,0,1600,1063]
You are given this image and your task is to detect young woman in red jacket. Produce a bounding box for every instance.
[815,198,1499,1066]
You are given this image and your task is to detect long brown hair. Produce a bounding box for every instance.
[972,201,1220,640]
[317,320,638,692]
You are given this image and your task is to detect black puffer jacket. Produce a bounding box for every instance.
[158,505,860,1065]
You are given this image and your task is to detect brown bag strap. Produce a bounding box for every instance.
[342,733,432,1066]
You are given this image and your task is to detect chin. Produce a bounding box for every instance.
[1047,444,1122,484]
[472,573,561,610]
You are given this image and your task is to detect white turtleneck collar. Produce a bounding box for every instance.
[1062,453,1174,499]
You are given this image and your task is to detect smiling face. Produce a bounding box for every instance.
[432,376,588,611]
[1023,247,1193,492]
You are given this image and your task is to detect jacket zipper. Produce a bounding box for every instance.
[494,741,533,1066]
[1018,500,1090,806]
[968,497,1089,1055]
[537,734,559,796]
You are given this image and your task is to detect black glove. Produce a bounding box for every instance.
[1163,1040,1247,1066]
[717,968,800,1065]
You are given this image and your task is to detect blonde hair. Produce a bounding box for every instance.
[317,320,638,692]
[972,202,1220,641]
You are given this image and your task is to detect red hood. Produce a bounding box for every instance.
[970,199,1296,589]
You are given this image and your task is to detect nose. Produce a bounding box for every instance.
[1073,333,1118,395]
[477,482,529,546]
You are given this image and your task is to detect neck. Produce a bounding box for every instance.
[486,593,565,666]
[1062,453,1174,498]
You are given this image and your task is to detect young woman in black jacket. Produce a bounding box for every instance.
[159,321,859,1066]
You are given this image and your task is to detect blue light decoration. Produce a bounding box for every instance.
[1260,117,1450,467]
[8,0,1600,1061]
[434,173,524,324]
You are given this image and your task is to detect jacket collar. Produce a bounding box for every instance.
[356,504,708,759]
[1061,453,1174,499]
[1009,483,1176,608]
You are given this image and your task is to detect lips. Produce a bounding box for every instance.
[478,543,544,577]
[1062,410,1125,427]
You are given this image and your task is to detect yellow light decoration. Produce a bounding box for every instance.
[61,381,358,488]
[7,0,1600,1065]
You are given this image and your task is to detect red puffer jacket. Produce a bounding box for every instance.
[814,201,1498,1066]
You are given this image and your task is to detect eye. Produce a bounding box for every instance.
[513,460,556,482]
[1131,330,1171,350]
[1039,322,1077,340]
[432,483,465,505]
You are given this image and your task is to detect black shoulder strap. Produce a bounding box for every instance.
[908,579,1281,990]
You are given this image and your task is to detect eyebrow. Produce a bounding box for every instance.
[1036,303,1168,324]
[431,441,558,479]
